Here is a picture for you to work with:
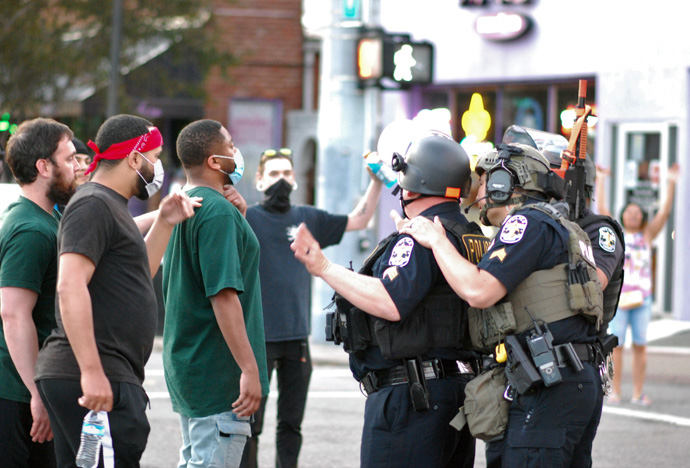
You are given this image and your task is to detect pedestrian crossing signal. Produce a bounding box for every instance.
[357,31,434,89]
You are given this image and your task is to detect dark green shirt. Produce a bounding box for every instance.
[0,196,60,403]
[162,187,269,418]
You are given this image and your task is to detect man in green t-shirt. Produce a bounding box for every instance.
[163,119,269,468]
[0,118,79,468]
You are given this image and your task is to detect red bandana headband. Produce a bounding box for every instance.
[85,126,163,175]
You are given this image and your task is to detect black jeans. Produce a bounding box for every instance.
[0,397,56,468]
[36,379,150,468]
[240,339,312,468]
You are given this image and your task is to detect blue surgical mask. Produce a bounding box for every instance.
[213,149,244,185]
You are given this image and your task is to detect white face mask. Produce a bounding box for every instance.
[136,153,165,199]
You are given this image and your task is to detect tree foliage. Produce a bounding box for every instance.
[0,0,234,119]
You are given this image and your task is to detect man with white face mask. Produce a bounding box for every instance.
[35,114,200,467]
[224,148,383,468]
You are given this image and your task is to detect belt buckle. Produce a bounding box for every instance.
[423,360,441,380]
[456,360,473,374]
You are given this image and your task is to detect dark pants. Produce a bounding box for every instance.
[36,379,150,468]
[0,398,56,468]
[360,375,476,468]
[485,362,603,468]
[240,339,312,468]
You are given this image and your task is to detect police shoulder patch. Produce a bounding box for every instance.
[499,215,528,244]
[389,237,414,267]
[598,226,616,253]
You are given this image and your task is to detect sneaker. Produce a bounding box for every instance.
[630,394,652,406]
[606,393,621,404]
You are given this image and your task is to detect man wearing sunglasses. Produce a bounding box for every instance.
[228,147,383,468]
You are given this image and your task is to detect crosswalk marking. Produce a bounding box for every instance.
[603,405,690,427]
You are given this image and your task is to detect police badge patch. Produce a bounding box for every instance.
[389,237,414,267]
[598,226,616,253]
[499,215,528,244]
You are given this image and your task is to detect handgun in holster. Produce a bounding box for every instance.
[404,358,429,412]
[504,335,542,395]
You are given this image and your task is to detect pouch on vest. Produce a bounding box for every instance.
[373,310,432,360]
[451,365,510,441]
[467,302,516,353]
[332,294,372,355]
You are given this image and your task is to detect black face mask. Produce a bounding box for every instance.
[262,178,293,213]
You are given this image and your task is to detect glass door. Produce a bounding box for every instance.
[612,123,677,314]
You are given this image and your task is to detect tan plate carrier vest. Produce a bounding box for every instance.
[467,203,603,353]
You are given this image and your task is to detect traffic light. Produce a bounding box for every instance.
[356,30,434,89]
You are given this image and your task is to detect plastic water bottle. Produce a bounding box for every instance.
[76,410,106,468]
[364,151,397,188]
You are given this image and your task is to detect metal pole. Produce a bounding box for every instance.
[311,0,372,338]
[107,0,123,117]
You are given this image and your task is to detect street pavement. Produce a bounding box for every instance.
[140,317,690,467]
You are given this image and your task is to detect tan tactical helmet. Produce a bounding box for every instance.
[476,143,563,205]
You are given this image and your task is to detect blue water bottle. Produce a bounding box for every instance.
[364,151,397,188]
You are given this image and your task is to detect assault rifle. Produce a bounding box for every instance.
[553,80,594,220]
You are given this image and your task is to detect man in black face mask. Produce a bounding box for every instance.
[232,148,383,468]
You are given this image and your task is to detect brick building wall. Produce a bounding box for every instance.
[205,0,304,131]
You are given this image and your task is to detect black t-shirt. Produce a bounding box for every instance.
[246,204,347,341]
[36,183,157,386]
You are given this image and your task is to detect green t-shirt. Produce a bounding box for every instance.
[162,187,269,418]
[0,196,60,403]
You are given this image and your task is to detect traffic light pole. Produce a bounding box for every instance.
[311,0,381,340]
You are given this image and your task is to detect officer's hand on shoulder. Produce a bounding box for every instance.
[401,216,445,248]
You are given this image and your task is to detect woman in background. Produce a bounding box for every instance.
[597,163,680,405]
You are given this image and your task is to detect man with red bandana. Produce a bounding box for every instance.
[35,114,201,467]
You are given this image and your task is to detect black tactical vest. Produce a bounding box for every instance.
[332,217,489,360]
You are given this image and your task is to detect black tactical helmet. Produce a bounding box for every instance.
[392,131,471,199]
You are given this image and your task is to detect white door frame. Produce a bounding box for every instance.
[614,122,676,314]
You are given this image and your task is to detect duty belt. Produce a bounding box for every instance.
[360,359,475,395]
[554,342,599,367]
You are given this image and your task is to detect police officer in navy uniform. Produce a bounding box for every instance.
[404,143,605,468]
[291,131,488,468]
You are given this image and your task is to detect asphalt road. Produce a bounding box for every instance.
[140,325,690,468]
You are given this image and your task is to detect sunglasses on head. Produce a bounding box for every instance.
[261,148,292,158]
